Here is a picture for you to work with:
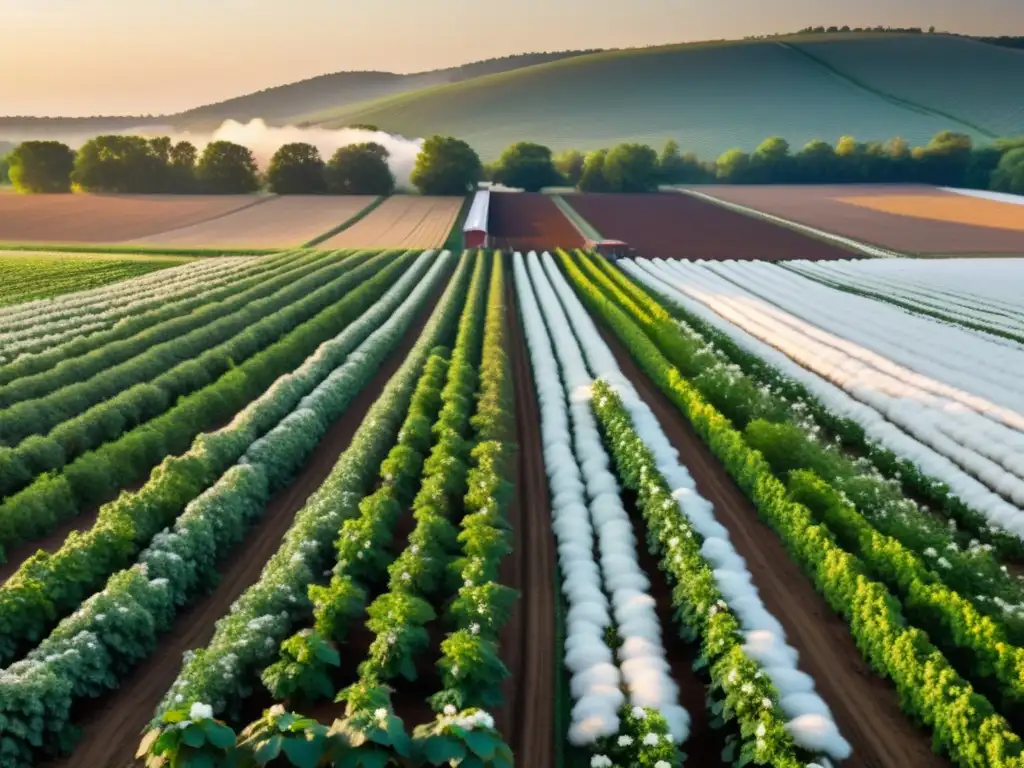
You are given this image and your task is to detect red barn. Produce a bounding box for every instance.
[463,189,490,248]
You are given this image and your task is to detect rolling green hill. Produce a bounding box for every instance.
[303,34,1021,160]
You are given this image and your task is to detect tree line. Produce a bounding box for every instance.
[3,129,1023,197]
[484,131,1024,195]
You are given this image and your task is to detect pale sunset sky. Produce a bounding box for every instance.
[2,0,1021,117]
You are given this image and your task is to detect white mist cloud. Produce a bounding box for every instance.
[132,118,425,190]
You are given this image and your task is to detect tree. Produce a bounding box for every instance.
[603,142,659,192]
[658,140,688,184]
[750,136,792,182]
[72,135,166,193]
[794,139,837,182]
[0,153,9,185]
[7,140,75,193]
[577,149,609,192]
[554,149,585,186]
[196,140,260,194]
[168,141,198,192]
[912,131,973,185]
[326,142,395,195]
[348,124,380,132]
[490,141,561,192]
[410,135,482,195]
[716,148,750,182]
[267,142,327,194]
[991,148,1024,194]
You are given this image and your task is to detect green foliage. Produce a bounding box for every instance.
[7,140,75,193]
[490,141,562,191]
[553,149,586,186]
[602,142,660,192]
[411,135,483,195]
[0,254,181,307]
[0,152,10,184]
[196,140,261,193]
[236,705,329,768]
[261,629,341,704]
[715,148,750,182]
[328,683,412,766]
[326,142,395,195]
[577,148,609,192]
[72,135,177,193]
[411,709,513,767]
[991,148,1024,194]
[267,142,327,194]
[138,706,238,768]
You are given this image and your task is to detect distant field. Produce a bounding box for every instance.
[308,35,1002,159]
[487,192,585,250]
[128,196,378,248]
[0,191,264,244]
[837,193,1024,232]
[692,185,1024,255]
[319,195,462,248]
[0,252,188,306]
[792,36,1024,137]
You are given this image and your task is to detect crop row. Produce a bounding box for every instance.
[541,250,850,763]
[0,251,428,665]
[0,251,453,767]
[514,250,687,767]
[0,255,265,361]
[560,251,1024,767]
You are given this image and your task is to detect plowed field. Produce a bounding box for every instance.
[0,192,264,244]
[488,192,586,250]
[318,195,463,249]
[565,192,854,260]
[129,195,377,248]
[693,184,1024,254]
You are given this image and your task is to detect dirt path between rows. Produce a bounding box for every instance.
[44,285,446,768]
[593,321,949,768]
[498,269,557,767]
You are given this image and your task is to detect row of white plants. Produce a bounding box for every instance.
[0,251,453,767]
[626,258,1024,543]
[784,259,1024,342]
[514,251,690,753]
[706,259,1024,421]
[541,252,852,761]
[662,259,1024,513]
[0,253,262,331]
[0,254,271,357]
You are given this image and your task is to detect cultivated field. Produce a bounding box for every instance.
[0,251,192,306]
[128,195,379,248]
[2,234,1024,768]
[318,195,463,248]
[691,184,1024,254]
[564,192,856,260]
[837,191,1024,232]
[0,191,264,244]
[487,192,586,250]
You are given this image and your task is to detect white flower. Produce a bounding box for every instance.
[632,706,647,719]
[443,705,457,716]
[590,756,613,768]
[189,702,213,721]
[617,735,633,747]
[761,697,773,709]
[374,708,388,721]
[655,762,671,768]
[470,623,480,635]
[756,723,766,738]
[643,732,659,746]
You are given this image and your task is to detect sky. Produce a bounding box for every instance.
[1,0,1021,117]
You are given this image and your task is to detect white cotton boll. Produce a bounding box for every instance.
[785,714,853,760]
[618,635,664,661]
[711,568,755,599]
[600,552,644,578]
[620,657,673,689]
[743,631,799,668]
[702,539,748,572]
[660,705,692,743]
[781,692,833,719]
[764,666,816,695]
[598,519,638,546]
[568,710,620,745]
[728,597,785,637]
[565,639,616,671]
[570,663,622,697]
[604,571,652,593]
[612,589,658,617]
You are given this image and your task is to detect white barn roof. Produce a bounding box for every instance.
[463,189,490,233]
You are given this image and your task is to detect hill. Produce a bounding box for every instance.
[305,34,1023,160]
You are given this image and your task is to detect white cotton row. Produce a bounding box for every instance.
[707,259,1024,419]
[0,256,263,353]
[513,254,625,745]
[526,252,690,743]
[0,254,259,328]
[658,260,1024,515]
[627,259,1024,541]
[540,252,852,761]
[786,260,1024,344]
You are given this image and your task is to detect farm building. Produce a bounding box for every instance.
[463,190,491,248]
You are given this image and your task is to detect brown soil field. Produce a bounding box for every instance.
[500,267,556,766]
[566,193,854,260]
[0,192,264,244]
[488,192,586,251]
[319,195,463,249]
[693,184,1024,254]
[593,320,945,768]
[42,284,445,768]
[838,193,1024,232]
[129,195,378,248]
